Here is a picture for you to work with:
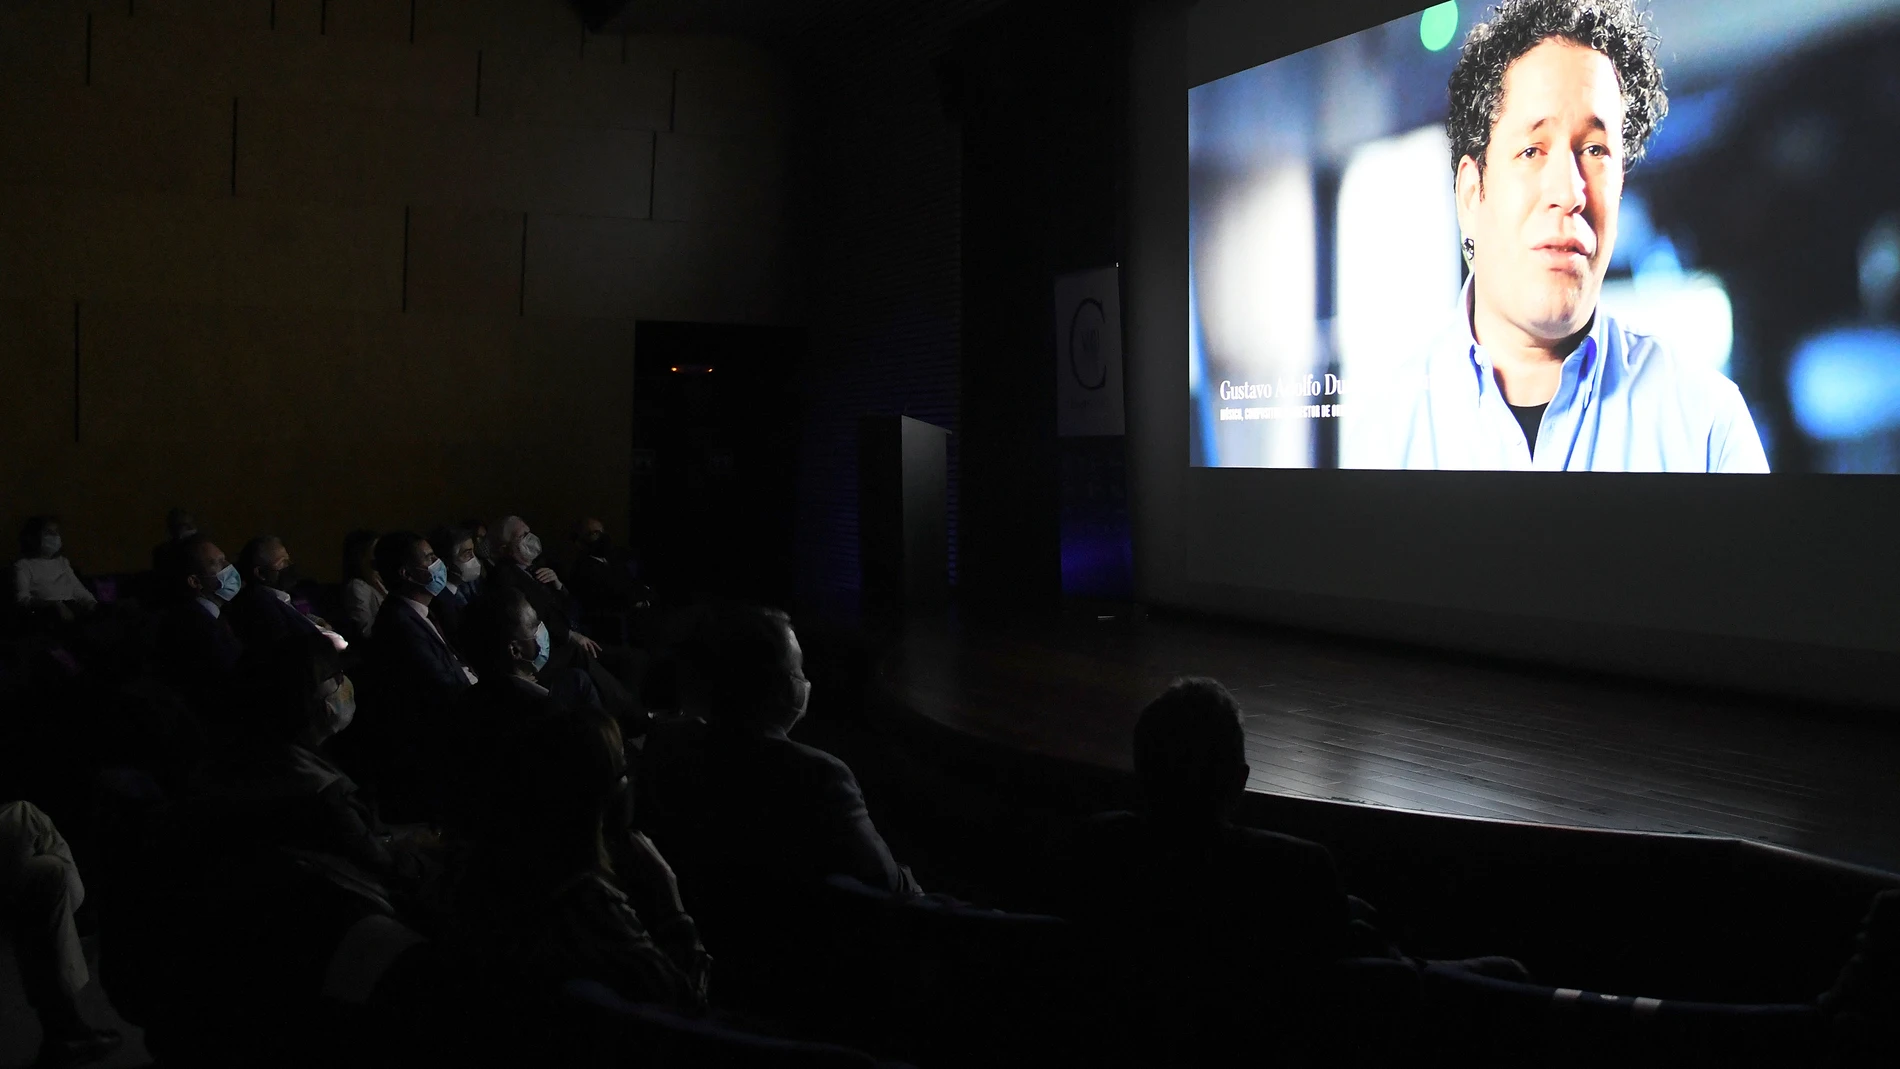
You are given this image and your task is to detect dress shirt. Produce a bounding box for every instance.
[197,596,223,619]
[1347,280,1770,472]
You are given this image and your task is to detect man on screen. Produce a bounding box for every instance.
[1370,0,1768,471]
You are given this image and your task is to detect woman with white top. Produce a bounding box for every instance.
[13,517,96,623]
[338,529,385,645]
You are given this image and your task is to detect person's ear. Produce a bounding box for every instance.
[1455,153,1483,238]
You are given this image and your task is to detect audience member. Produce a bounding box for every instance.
[148,506,198,577]
[227,535,344,652]
[641,605,920,897]
[1048,677,1351,1062]
[489,515,641,724]
[154,535,245,717]
[192,634,396,879]
[455,586,603,717]
[365,532,475,702]
[464,518,493,572]
[564,517,648,619]
[442,705,710,1013]
[0,800,122,1066]
[13,516,97,623]
[427,524,480,645]
[338,529,385,644]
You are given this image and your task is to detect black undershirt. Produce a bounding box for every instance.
[1509,402,1548,458]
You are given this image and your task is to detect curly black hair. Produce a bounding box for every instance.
[1447,0,1668,176]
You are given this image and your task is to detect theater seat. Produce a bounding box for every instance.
[1419,961,1823,1068]
[560,979,910,1068]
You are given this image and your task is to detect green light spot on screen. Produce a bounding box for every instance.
[1420,2,1459,52]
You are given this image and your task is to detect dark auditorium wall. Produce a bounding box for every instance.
[784,3,996,607]
[0,0,788,578]
[951,0,1129,611]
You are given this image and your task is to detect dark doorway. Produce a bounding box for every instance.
[632,322,803,608]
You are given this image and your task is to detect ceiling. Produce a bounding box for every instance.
[592,0,1009,40]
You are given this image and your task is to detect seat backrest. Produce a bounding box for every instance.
[562,979,903,1069]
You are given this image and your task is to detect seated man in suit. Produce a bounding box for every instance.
[227,536,346,652]
[358,532,475,818]
[426,525,481,648]
[564,518,647,615]
[155,535,246,723]
[441,587,602,837]
[489,515,641,726]
[640,605,920,898]
[1047,677,1355,1063]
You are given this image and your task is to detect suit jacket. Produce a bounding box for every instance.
[492,562,575,645]
[432,581,473,647]
[225,582,320,651]
[639,719,916,896]
[155,599,244,719]
[364,596,474,711]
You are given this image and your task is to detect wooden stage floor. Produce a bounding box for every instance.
[882,611,1900,873]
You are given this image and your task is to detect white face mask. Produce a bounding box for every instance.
[39,533,62,558]
[459,557,482,583]
[321,676,357,735]
[517,533,543,564]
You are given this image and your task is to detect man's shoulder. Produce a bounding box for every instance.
[1601,312,1745,401]
[760,732,859,781]
[1223,823,1335,865]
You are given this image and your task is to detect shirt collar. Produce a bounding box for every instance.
[1460,276,1604,402]
[196,596,221,619]
[401,597,431,620]
[269,586,293,604]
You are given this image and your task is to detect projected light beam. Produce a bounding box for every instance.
[1420,2,1459,52]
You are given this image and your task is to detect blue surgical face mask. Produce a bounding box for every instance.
[532,622,551,672]
[212,563,241,602]
[425,557,448,596]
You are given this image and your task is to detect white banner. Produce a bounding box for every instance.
[1054,265,1126,437]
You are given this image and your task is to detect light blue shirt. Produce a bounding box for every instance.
[1357,282,1769,472]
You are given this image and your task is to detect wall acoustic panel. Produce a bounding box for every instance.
[404,206,526,315]
[78,303,516,445]
[318,0,416,44]
[132,0,273,29]
[521,213,665,319]
[671,62,782,137]
[65,194,404,310]
[525,212,783,323]
[0,302,77,454]
[0,187,81,300]
[479,50,672,131]
[237,97,654,217]
[0,89,232,199]
[0,9,85,88]
[91,11,475,115]
[652,132,781,224]
[412,0,584,54]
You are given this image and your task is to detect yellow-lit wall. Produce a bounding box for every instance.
[1,0,787,578]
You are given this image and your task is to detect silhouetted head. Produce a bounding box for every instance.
[430,525,478,587]
[237,535,297,593]
[1132,677,1251,826]
[374,531,442,603]
[462,585,544,681]
[691,605,809,733]
[18,516,61,560]
[173,534,238,605]
[164,507,197,541]
[341,529,381,588]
